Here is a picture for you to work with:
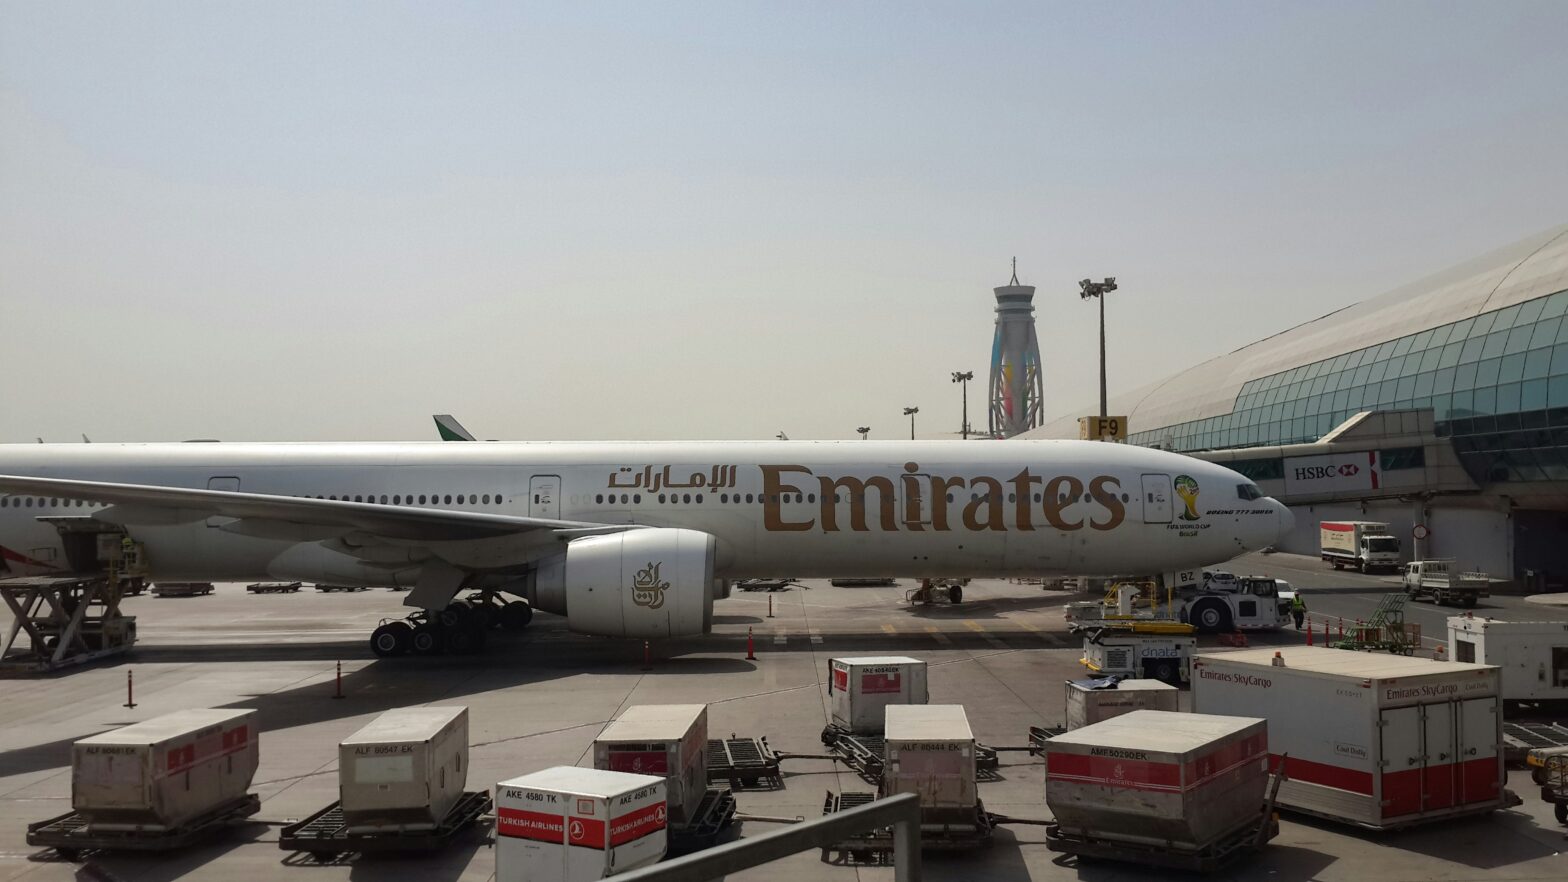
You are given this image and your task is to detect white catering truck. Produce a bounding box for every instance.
[1320,521,1401,573]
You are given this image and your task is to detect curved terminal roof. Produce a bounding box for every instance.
[1026,223,1568,440]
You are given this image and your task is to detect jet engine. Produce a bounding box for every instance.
[532,528,715,639]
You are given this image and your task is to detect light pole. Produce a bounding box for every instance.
[903,407,919,440]
[856,426,870,440]
[1078,277,1118,418]
[951,371,974,440]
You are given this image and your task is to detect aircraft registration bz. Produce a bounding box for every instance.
[496,767,666,882]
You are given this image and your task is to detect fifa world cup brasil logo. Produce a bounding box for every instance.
[631,561,670,610]
[1174,475,1201,521]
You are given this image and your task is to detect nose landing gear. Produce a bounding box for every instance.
[368,594,533,658]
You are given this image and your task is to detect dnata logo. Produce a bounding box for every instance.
[1174,475,1201,521]
[631,562,670,610]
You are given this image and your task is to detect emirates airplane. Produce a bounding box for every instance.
[0,441,1291,656]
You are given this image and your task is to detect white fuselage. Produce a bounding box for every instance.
[0,440,1290,583]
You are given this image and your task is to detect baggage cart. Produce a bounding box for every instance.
[151,582,214,597]
[278,790,491,862]
[246,582,302,594]
[28,793,260,860]
[706,736,783,791]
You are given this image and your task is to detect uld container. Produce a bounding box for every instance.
[496,767,666,882]
[72,708,258,831]
[1192,646,1504,829]
[1045,709,1268,850]
[883,704,977,823]
[1447,617,1568,702]
[339,706,468,833]
[829,656,928,734]
[1065,678,1180,730]
[592,704,707,826]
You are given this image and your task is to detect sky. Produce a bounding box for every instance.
[2,1,1566,443]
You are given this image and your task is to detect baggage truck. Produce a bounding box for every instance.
[1406,561,1489,608]
[339,706,468,833]
[1320,521,1401,572]
[72,709,258,832]
[1192,647,1506,829]
[1065,678,1180,730]
[1045,709,1270,852]
[828,656,928,735]
[496,767,666,882]
[883,704,978,826]
[1447,617,1568,703]
[593,704,708,826]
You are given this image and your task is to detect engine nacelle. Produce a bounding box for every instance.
[533,528,716,639]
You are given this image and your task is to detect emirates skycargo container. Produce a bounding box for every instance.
[1065,678,1180,731]
[829,656,927,734]
[339,706,468,833]
[1045,710,1269,851]
[593,704,708,826]
[496,767,666,882]
[72,708,258,831]
[1193,647,1505,829]
[883,704,978,824]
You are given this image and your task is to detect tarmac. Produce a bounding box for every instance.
[2,562,1566,882]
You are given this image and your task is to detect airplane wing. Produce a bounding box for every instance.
[0,474,623,543]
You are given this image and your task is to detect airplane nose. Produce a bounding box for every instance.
[1273,499,1295,541]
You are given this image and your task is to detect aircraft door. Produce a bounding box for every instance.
[206,477,240,528]
[1140,474,1173,524]
[529,475,560,519]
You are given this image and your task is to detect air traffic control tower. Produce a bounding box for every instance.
[988,262,1045,438]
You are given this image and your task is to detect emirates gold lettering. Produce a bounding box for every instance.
[752,463,1124,535]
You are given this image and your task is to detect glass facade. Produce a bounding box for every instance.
[1131,287,1568,483]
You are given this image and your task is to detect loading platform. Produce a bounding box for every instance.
[1,575,137,673]
[277,790,491,862]
[28,793,259,860]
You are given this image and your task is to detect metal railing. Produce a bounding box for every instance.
[615,792,922,882]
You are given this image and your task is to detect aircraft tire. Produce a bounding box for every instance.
[411,623,444,655]
[438,601,472,629]
[949,585,963,604]
[370,621,412,657]
[1556,801,1567,825]
[471,601,501,631]
[501,601,534,630]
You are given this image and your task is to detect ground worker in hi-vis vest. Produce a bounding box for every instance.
[1291,591,1307,630]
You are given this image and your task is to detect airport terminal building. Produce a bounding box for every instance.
[1026,224,1568,589]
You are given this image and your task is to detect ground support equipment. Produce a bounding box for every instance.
[277,790,490,862]
[1540,754,1568,826]
[1,575,136,673]
[707,737,784,790]
[1329,593,1419,654]
[819,792,993,863]
[1027,725,1066,756]
[667,788,739,855]
[246,582,302,594]
[27,793,259,860]
[821,726,999,785]
[1044,764,1283,871]
[736,579,797,592]
[314,584,367,592]
[1506,721,1568,768]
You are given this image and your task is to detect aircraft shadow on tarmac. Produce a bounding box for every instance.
[0,643,756,778]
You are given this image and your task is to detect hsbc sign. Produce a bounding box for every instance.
[1284,452,1381,496]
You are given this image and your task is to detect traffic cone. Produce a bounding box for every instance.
[1307,620,1314,646]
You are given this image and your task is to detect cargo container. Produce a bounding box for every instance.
[592,704,708,826]
[1192,647,1505,829]
[72,708,258,832]
[1065,678,1180,730]
[828,656,927,734]
[1448,617,1568,703]
[1045,709,1268,851]
[883,704,977,824]
[495,767,665,882]
[339,706,468,834]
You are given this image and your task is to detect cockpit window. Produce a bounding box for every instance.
[1236,483,1264,501]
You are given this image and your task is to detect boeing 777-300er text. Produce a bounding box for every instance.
[0,440,1291,656]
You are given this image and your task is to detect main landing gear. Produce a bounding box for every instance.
[369,593,533,658]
